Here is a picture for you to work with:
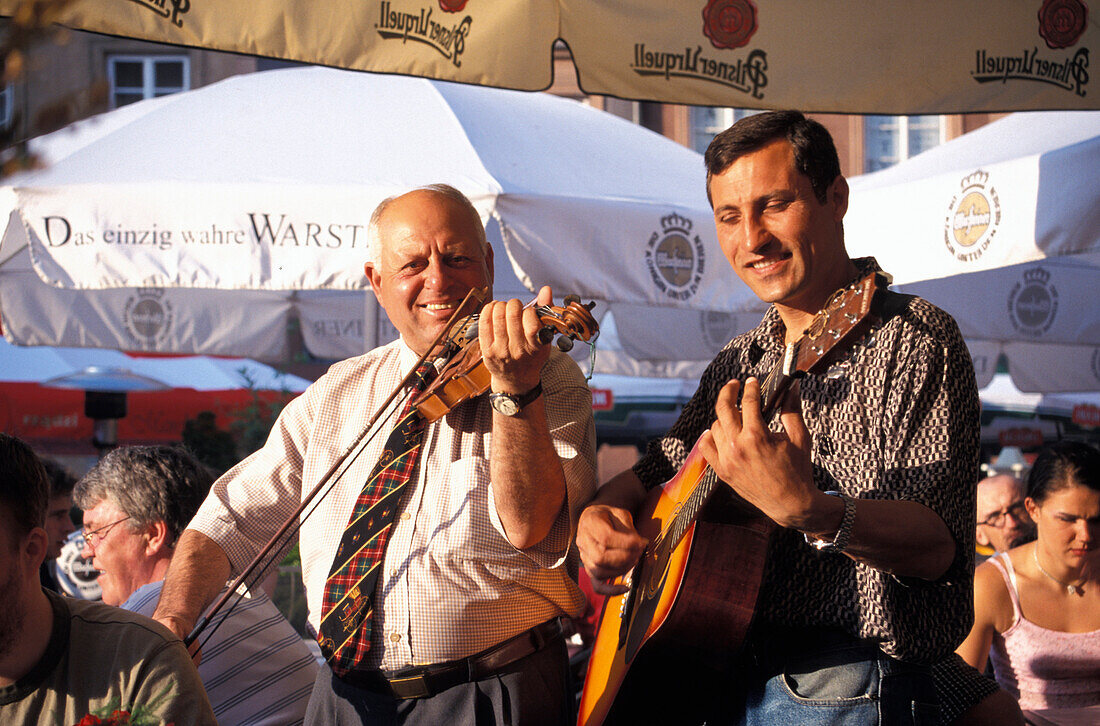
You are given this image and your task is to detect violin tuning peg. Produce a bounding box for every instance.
[537,326,555,345]
[584,301,595,310]
[556,336,574,352]
[563,294,581,306]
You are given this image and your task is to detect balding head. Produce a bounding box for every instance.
[364,185,494,355]
[976,473,1035,552]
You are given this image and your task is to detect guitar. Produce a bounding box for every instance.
[576,271,888,726]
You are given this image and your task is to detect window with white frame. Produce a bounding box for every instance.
[863,115,945,173]
[107,55,190,109]
[689,107,764,154]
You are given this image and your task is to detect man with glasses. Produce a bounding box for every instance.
[75,445,319,726]
[975,473,1035,562]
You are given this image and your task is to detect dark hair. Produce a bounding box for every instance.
[42,459,77,498]
[74,445,216,546]
[0,433,49,540]
[1026,441,1100,503]
[704,110,841,206]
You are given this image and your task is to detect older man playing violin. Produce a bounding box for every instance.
[154,184,598,726]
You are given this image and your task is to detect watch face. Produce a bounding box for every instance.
[491,394,520,416]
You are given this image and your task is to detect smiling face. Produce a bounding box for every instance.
[365,190,494,356]
[1028,479,1100,570]
[711,138,854,332]
[80,499,156,607]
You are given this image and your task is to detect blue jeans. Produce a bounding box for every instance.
[727,630,939,725]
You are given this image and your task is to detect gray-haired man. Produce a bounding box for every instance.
[76,445,319,726]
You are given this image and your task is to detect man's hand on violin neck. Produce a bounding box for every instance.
[480,285,554,393]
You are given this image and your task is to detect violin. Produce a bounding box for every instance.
[414,294,599,422]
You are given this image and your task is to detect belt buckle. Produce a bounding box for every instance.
[388,673,432,700]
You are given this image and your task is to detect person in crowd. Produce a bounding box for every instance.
[957,440,1100,710]
[152,184,598,725]
[576,111,986,724]
[0,433,215,725]
[39,458,77,591]
[975,473,1036,563]
[75,444,319,726]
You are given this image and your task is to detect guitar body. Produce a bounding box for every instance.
[576,272,885,726]
[577,443,775,726]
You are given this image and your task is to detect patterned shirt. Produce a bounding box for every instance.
[191,339,597,671]
[633,258,979,664]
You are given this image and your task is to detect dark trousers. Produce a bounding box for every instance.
[304,636,572,726]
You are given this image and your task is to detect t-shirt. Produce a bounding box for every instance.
[0,589,216,725]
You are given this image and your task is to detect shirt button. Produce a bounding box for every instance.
[400,513,411,521]
[389,633,402,643]
[391,568,399,577]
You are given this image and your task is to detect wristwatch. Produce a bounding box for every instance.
[804,491,856,554]
[489,382,543,416]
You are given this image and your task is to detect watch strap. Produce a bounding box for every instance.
[805,491,856,554]
[509,381,543,409]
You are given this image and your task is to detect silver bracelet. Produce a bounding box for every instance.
[804,491,856,554]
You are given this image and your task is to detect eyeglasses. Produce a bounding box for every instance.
[977,502,1028,528]
[82,516,131,549]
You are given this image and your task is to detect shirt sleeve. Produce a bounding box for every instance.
[877,301,980,590]
[188,378,319,576]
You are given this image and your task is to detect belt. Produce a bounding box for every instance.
[336,618,565,700]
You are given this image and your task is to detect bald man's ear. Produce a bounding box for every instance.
[365,262,384,304]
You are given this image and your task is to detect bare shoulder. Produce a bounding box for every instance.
[973,558,1015,631]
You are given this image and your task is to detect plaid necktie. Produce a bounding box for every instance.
[317,361,435,674]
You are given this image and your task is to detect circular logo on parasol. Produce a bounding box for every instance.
[123,288,174,347]
[439,0,468,12]
[944,170,1001,263]
[1038,0,1088,50]
[1008,267,1059,337]
[645,212,706,301]
[702,0,759,50]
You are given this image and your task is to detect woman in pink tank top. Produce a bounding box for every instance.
[957,441,1100,710]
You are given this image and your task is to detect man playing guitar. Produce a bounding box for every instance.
[577,111,981,724]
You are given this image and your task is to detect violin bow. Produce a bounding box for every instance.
[185,287,490,648]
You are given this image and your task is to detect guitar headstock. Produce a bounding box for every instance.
[794,272,886,375]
